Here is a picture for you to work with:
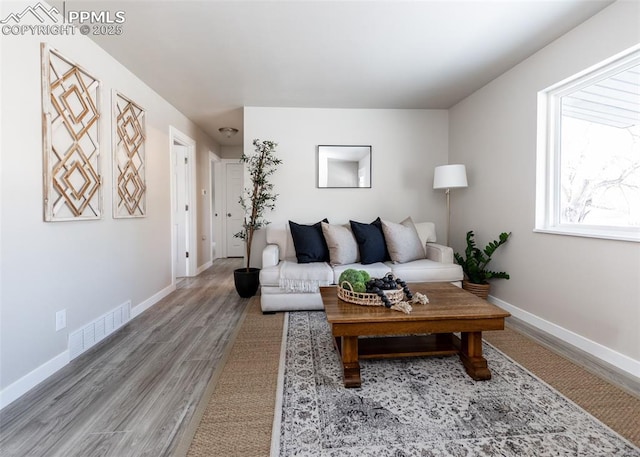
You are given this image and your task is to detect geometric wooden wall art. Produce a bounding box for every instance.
[112,90,146,218]
[41,44,102,221]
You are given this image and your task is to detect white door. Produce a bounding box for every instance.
[174,144,189,276]
[226,163,245,257]
[210,159,218,260]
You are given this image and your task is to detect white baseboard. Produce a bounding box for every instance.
[489,295,640,380]
[0,350,68,410]
[132,283,176,319]
[1,282,177,411]
[196,260,213,276]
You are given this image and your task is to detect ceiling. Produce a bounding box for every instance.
[65,0,615,146]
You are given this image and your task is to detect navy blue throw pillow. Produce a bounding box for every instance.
[289,219,330,263]
[349,218,389,264]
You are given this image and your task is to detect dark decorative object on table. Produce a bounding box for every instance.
[233,139,282,298]
[454,230,511,299]
[337,270,426,314]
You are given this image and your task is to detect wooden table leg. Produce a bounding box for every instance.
[459,331,491,380]
[341,336,361,388]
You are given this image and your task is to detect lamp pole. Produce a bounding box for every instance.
[445,188,451,247]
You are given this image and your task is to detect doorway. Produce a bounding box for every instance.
[209,151,221,261]
[225,162,245,258]
[170,127,196,280]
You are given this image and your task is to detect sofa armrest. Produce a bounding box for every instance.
[425,242,454,264]
[262,244,280,268]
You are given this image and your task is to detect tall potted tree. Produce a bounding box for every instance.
[454,230,511,299]
[233,139,282,297]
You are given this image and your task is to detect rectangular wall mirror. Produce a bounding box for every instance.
[317,145,372,188]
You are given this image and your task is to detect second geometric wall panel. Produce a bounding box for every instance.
[112,90,146,218]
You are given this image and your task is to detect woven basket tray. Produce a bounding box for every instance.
[337,281,404,307]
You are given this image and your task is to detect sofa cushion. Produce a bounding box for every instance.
[388,259,463,282]
[321,222,359,266]
[381,217,426,263]
[260,260,334,289]
[332,262,390,285]
[289,219,329,263]
[349,218,389,264]
[279,260,334,292]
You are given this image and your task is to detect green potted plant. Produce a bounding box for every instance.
[454,230,511,299]
[233,139,282,297]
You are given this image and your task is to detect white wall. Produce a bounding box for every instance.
[449,1,640,374]
[244,107,450,267]
[0,1,218,403]
[220,145,243,159]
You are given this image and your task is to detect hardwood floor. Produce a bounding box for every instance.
[0,258,248,457]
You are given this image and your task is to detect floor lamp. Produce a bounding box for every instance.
[433,164,468,246]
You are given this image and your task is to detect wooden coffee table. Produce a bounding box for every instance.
[321,282,510,388]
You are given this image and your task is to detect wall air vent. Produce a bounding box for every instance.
[68,301,131,360]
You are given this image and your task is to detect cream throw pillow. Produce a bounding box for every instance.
[321,222,359,266]
[381,217,426,263]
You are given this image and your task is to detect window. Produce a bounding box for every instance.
[536,48,640,242]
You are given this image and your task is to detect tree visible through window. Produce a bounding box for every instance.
[537,49,640,241]
[560,117,639,226]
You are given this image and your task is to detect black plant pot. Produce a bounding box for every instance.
[233,267,260,298]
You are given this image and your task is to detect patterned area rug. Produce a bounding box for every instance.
[271,312,640,457]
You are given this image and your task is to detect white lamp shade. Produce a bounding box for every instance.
[433,164,468,189]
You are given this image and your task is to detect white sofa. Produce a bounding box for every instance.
[259,220,463,313]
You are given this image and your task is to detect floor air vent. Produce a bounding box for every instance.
[68,301,131,360]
